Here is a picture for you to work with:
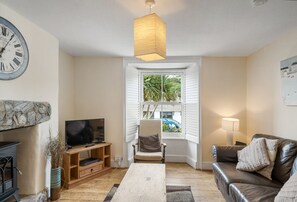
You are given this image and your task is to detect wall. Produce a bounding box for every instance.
[163,139,187,162]
[59,50,75,136]
[0,3,59,194]
[73,57,124,159]
[201,57,247,168]
[246,28,297,141]
[73,56,247,168]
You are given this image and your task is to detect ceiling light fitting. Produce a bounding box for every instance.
[134,0,166,62]
[145,0,155,12]
[251,0,268,6]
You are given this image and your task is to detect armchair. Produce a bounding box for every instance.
[132,119,166,163]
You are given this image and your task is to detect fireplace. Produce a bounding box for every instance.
[0,142,20,202]
[0,100,52,198]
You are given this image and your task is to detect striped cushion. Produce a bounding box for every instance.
[275,172,297,202]
[236,138,270,172]
[256,138,279,180]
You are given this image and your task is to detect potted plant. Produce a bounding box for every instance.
[47,129,65,201]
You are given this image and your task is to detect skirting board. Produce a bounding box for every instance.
[186,156,197,169]
[201,162,213,170]
[111,159,128,168]
[128,157,134,166]
[118,157,134,167]
[166,155,187,162]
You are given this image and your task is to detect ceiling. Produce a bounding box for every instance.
[1,0,297,57]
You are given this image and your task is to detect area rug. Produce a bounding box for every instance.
[103,184,195,202]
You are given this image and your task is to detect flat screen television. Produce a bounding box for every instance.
[65,118,105,147]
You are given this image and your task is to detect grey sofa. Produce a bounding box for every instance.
[212,134,297,202]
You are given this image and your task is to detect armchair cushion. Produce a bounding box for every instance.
[135,151,163,161]
[139,134,161,152]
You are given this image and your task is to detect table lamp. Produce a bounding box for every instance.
[222,118,240,145]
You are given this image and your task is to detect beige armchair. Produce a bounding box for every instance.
[132,119,166,163]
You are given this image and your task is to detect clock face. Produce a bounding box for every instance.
[0,17,29,80]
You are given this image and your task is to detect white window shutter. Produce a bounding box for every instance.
[125,66,139,142]
[185,65,199,143]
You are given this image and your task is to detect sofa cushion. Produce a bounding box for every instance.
[212,162,282,195]
[236,138,270,172]
[273,140,297,183]
[290,156,297,176]
[229,183,280,202]
[253,134,297,184]
[256,138,279,180]
[275,171,297,202]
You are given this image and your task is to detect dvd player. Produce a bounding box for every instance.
[79,158,100,166]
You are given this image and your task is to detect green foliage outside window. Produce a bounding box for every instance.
[142,74,182,133]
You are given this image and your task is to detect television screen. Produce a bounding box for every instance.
[65,118,104,146]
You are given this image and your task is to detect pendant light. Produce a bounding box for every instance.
[134,0,166,61]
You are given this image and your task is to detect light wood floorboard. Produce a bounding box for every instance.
[60,163,224,202]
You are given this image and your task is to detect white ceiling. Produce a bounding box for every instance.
[1,0,297,57]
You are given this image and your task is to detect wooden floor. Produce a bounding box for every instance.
[60,163,224,202]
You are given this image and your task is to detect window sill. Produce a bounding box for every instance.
[162,136,186,140]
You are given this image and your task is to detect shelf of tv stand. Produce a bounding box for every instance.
[66,142,111,154]
[63,142,112,189]
[70,164,77,169]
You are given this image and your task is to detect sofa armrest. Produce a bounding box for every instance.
[212,145,245,163]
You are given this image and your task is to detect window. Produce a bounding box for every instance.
[125,60,200,167]
[140,72,184,136]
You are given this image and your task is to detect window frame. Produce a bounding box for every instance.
[139,70,185,138]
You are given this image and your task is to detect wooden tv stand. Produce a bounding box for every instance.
[63,143,112,189]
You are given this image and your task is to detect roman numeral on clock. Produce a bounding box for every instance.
[1,26,7,36]
[13,58,20,66]
[10,63,15,70]
[16,52,22,57]
[0,62,4,71]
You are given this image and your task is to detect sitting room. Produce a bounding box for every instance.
[0,0,297,201]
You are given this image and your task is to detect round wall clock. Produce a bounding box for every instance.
[0,17,29,80]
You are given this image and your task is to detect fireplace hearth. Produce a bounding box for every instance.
[0,142,20,202]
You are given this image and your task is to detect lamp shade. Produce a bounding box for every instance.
[134,13,166,61]
[222,118,239,131]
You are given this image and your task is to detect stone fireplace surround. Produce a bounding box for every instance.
[0,100,51,198]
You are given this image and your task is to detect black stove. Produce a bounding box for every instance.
[0,142,20,202]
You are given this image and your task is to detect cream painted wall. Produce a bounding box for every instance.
[59,50,75,136]
[246,28,297,141]
[73,57,123,158]
[0,3,59,194]
[201,57,247,165]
